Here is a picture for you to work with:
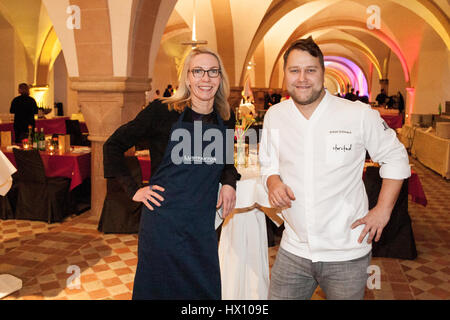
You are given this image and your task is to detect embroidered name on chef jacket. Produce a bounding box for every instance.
[332,144,352,152]
[326,129,354,164]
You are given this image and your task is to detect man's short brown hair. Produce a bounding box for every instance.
[18,83,30,95]
[18,83,29,90]
[283,36,325,70]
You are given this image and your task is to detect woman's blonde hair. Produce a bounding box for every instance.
[161,47,231,121]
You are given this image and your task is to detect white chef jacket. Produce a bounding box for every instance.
[259,90,411,262]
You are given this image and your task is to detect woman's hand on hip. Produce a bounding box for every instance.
[132,185,165,211]
[216,184,236,219]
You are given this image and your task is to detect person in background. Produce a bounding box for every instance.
[163,84,173,97]
[264,89,274,109]
[359,95,369,104]
[10,83,38,143]
[397,91,405,124]
[375,88,388,106]
[104,47,238,300]
[344,88,356,101]
[386,95,395,109]
[271,90,282,104]
[259,36,410,300]
[152,89,161,102]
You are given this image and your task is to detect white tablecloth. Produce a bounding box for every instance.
[217,164,282,300]
[0,150,16,195]
[400,125,450,178]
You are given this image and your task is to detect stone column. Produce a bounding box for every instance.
[70,77,151,217]
[405,87,415,125]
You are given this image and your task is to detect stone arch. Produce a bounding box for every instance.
[325,57,369,95]
[265,20,411,87]
[267,36,381,90]
[239,0,447,87]
[325,68,348,93]
[317,39,382,79]
[210,0,236,85]
[35,27,61,86]
[324,51,376,95]
[389,0,450,49]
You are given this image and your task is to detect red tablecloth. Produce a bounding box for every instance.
[36,117,67,134]
[408,170,427,206]
[3,147,91,191]
[138,156,151,181]
[0,117,89,142]
[381,114,403,129]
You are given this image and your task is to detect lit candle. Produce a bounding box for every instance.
[22,139,30,149]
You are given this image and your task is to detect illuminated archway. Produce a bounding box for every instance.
[240,0,448,85]
[35,27,61,86]
[270,20,411,86]
[325,56,369,96]
[317,38,382,80]
[325,68,350,93]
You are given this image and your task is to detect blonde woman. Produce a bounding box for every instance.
[103,47,238,299]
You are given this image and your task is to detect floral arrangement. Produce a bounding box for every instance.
[234,109,255,166]
[235,108,255,140]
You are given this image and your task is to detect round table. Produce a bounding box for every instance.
[217,164,281,300]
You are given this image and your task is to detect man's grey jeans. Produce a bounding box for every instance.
[269,247,371,300]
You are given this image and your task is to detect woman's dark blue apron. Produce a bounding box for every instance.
[132,108,226,300]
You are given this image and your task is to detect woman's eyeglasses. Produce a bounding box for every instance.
[189,68,221,78]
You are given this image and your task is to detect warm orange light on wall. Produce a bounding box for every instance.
[30,86,49,108]
[405,87,416,124]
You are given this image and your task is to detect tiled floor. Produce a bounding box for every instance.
[0,157,448,300]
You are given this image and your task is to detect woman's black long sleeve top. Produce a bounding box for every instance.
[103,99,239,198]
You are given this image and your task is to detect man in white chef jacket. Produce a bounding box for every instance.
[259,37,410,300]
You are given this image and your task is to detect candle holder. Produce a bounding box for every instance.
[22,139,30,150]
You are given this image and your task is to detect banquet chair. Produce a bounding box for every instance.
[98,156,143,233]
[364,166,417,260]
[0,193,15,220]
[0,172,18,220]
[13,148,71,223]
[65,119,90,146]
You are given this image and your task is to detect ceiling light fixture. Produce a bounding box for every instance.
[181,0,208,48]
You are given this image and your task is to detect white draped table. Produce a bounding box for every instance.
[216,164,283,300]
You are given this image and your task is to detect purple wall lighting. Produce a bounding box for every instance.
[324,56,369,97]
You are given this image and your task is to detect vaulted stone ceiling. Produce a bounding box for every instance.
[0,0,448,112]
[161,0,449,98]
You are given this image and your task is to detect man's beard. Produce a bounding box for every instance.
[290,85,324,106]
